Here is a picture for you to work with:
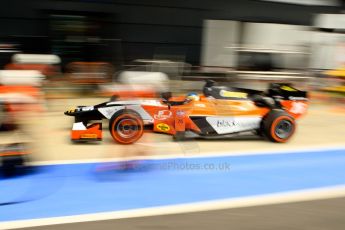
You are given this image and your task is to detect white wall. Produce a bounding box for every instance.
[201,20,239,67]
[242,23,311,51]
[311,14,345,69]
[242,23,312,69]
[201,20,311,69]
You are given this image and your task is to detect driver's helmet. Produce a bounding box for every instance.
[186,92,200,101]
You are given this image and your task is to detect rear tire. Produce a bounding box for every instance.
[262,110,296,143]
[109,110,144,144]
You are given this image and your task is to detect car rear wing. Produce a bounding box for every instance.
[268,83,307,101]
[267,83,308,118]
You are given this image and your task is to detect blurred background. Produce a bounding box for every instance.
[0,0,344,97]
[1,0,345,229]
[0,0,345,96]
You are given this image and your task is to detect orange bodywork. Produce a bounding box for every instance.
[66,90,308,143]
[71,123,102,141]
[138,96,308,136]
[140,96,272,136]
[280,100,308,119]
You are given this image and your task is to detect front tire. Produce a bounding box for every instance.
[109,110,144,144]
[262,110,296,143]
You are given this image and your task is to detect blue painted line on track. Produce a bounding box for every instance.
[1,148,345,221]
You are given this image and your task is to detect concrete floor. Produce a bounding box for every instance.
[24,197,345,230]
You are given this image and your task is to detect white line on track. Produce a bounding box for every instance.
[30,145,345,166]
[1,185,345,230]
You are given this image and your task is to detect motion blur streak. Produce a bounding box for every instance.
[0,1,345,229]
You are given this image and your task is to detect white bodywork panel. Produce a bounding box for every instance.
[206,116,261,134]
[98,106,124,119]
[72,122,87,130]
[106,99,163,107]
[125,105,154,122]
[98,101,155,123]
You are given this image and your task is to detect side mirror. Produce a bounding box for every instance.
[161,92,172,101]
[205,79,215,87]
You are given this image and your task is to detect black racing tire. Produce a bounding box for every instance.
[262,110,296,143]
[109,110,144,144]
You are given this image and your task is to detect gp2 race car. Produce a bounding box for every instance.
[65,80,308,144]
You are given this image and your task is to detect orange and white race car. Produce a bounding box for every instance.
[65,80,308,144]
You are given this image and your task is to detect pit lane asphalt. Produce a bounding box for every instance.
[21,197,345,230]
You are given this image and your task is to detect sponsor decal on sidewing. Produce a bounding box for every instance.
[206,116,261,134]
[156,123,170,132]
[80,134,98,139]
[176,110,185,117]
[154,110,172,120]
